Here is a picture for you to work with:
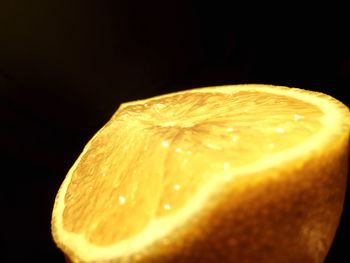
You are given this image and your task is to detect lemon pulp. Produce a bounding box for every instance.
[62,90,322,246]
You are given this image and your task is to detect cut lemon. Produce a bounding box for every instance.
[52,84,350,262]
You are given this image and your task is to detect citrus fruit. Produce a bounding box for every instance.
[51,84,350,263]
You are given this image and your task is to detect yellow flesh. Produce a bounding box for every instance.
[62,90,322,246]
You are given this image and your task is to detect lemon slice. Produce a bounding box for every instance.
[52,84,350,263]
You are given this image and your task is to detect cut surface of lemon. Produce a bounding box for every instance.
[52,84,350,263]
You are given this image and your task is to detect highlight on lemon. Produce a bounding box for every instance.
[51,84,350,263]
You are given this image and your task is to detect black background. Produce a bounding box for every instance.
[1,1,349,262]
